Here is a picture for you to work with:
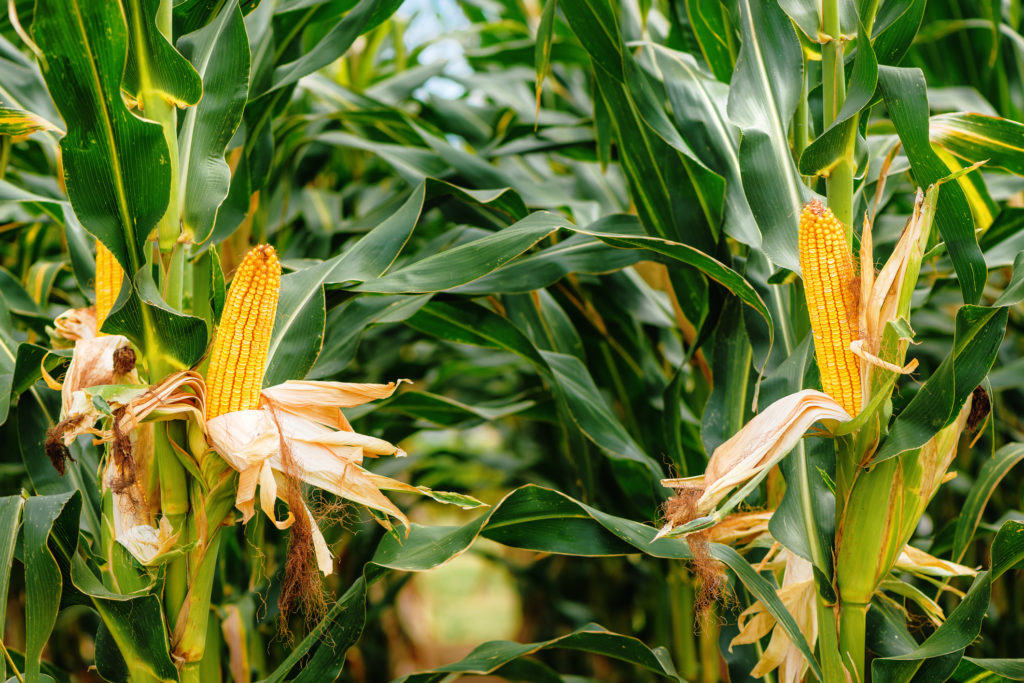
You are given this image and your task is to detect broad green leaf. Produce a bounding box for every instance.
[0,105,61,135]
[384,390,537,427]
[178,0,250,243]
[958,658,1024,681]
[306,294,431,380]
[874,305,1007,462]
[23,491,77,682]
[727,0,809,272]
[992,520,1024,579]
[683,0,735,82]
[450,232,644,295]
[31,0,170,274]
[872,572,991,683]
[878,66,986,304]
[327,183,425,284]
[103,267,210,371]
[267,485,821,682]
[557,0,625,81]
[262,260,330,387]
[123,0,202,107]
[393,624,681,682]
[0,323,16,426]
[700,299,751,454]
[799,24,878,176]
[264,0,402,95]
[871,0,926,65]
[0,495,24,682]
[534,0,558,107]
[931,113,1024,177]
[405,299,548,370]
[953,443,1024,560]
[647,46,760,250]
[68,554,179,682]
[63,205,95,297]
[354,212,573,293]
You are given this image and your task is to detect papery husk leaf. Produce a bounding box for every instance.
[896,544,977,578]
[261,379,409,430]
[54,306,97,342]
[730,552,817,683]
[694,390,850,514]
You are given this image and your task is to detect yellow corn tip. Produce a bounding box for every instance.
[95,241,124,334]
[798,201,862,416]
[206,244,281,419]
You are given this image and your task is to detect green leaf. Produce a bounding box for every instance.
[31,0,170,274]
[0,495,25,682]
[930,113,1024,176]
[647,46,760,250]
[353,212,572,293]
[262,260,330,387]
[992,251,1024,307]
[727,0,808,272]
[683,0,735,82]
[534,0,558,107]
[958,658,1024,681]
[0,105,60,135]
[557,0,625,81]
[878,66,987,304]
[393,624,681,681]
[178,0,250,243]
[327,183,425,284]
[68,554,179,682]
[264,0,402,95]
[874,305,1007,462]
[122,0,202,107]
[266,485,821,682]
[953,443,1024,560]
[405,299,547,370]
[872,572,991,683]
[871,0,926,65]
[992,520,1024,579]
[23,491,77,682]
[799,24,878,176]
[103,267,210,371]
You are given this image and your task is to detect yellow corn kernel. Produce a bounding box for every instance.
[95,241,124,334]
[205,244,281,419]
[798,200,862,417]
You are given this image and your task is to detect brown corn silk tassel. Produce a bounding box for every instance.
[798,201,862,416]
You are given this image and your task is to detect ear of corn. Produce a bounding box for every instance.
[205,244,281,419]
[95,241,124,333]
[798,200,862,417]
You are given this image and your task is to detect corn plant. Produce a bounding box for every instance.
[0,0,1023,681]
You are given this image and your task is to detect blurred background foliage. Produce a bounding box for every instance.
[0,0,1022,680]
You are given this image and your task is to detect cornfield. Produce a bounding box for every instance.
[1,0,1023,681]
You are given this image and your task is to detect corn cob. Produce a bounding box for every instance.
[798,200,862,416]
[95,241,123,333]
[205,244,281,419]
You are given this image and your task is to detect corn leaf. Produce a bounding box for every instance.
[177,0,250,243]
[872,572,991,683]
[930,112,1024,176]
[265,485,821,682]
[874,305,1007,462]
[0,495,24,682]
[953,443,1024,561]
[992,520,1024,579]
[31,0,170,274]
[878,66,987,304]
